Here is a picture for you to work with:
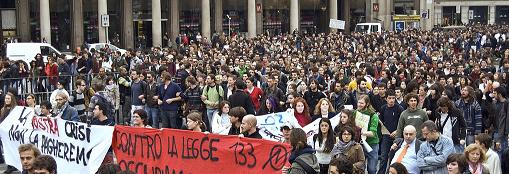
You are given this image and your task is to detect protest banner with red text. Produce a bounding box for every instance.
[112,125,291,174]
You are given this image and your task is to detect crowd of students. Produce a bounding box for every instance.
[1,24,509,173]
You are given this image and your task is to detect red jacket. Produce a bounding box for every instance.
[245,87,263,112]
[45,63,58,86]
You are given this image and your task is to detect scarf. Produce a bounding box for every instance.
[289,145,315,164]
[468,162,482,174]
[330,140,355,157]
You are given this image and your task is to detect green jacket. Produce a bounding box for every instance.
[356,110,380,145]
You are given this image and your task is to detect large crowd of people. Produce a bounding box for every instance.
[1,24,509,173]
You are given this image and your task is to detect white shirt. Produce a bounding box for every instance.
[314,138,332,165]
[439,112,454,139]
[391,139,420,174]
[484,148,502,174]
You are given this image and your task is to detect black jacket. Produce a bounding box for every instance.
[228,90,256,115]
[243,128,263,139]
[433,107,467,145]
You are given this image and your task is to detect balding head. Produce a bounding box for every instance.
[403,125,417,144]
[241,115,257,134]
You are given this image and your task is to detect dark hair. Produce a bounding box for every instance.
[339,126,356,142]
[404,93,419,104]
[40,101,52,110]
[218,101,231,115]
[235,79,246,90]
[475,133,493,150]
[32,155,57,174]
[186,76,197,85]
[330,155,353,174]
[133,109,149,126]
[96,102,108,116]
[97,163,121,174]
[494,86,507,98]
[446,153,468,173]
[229,107,246,122]
[389,163,409,174]
[437,97,453,108]
[290,128,308,151]
[422,120,438,132]
[316,118,335,153]
[386,89,396,97]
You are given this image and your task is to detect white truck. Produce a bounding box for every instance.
[6,43,73,65]
[354,23,382,34]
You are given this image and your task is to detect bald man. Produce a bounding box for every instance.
[241,115,262,139]
[387,125,422,174]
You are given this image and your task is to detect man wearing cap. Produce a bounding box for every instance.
[279,123,293,143]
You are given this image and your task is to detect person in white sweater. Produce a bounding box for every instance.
[475,133,502,174]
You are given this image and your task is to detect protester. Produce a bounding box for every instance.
[292,97,312,127]
[396,93,429,139]
[388,125,421,174]
[31,155,57,174]
[388,163,409,174]
[132,109,151,128]
[228,80,255,114]
[434,97,466,153]
[158,71,182,128]
[39,101,53,117]
[378,90,404,174]
[211,101,231,134]
[186,112,207,132]
[417,121,454,174]
[18,144,41,174]
[446,153,469,174]
[312,118,335,174]
[245,77,263,113]
[454,86,482,146]
[0,93,16,121]
[312,98,336,120]
[91,102,115,126]
[330,126,365,174]
[356,94,379,174]
[228,107,246,135]
[474,133,502,174]
[333,109,361,143]
[53,92,79,122]
[328,156,353,174]
[240,115,262,139]
[280,123,293,144]
[282,128,320,174]
[463,144,489,174]
[25,94,41,116]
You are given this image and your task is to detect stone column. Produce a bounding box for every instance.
[170,0,180,43]
[290,0,299,33]
[435,5,443,26]
[329,0,338,32]
[365,0,372,22]
[343,0,351,33]
[378,0,386,29]
[201,0,211,40]
[71,0,84,50]
[98,0,107,43]
[121,0,134,49]
[40,0,51,43]
[255,0,262,35]
[420,0,426,29]
[152,0,162,47]
[461,6,469,25]
[16,0,31,42]
[247,0,256,38]
[489,5,495,25]
[214,0,223,34]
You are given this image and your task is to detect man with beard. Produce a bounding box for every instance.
[53,92,79,122]
[144,71,160,128]
[329,80,351,111]
[492,86,509,155]
[130,70,147,121]
[350,78,370,109]
[454,86,482,145]
[371,83,388,113]
[263,75,285,108]
[91,68,107,88]
[303,79,326,111]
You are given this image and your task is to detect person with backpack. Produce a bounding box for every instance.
[88,83,115,124]
[130,70,147,124]
[201,74,224,129]
[387,125,421,174]
[433,97,467,153]
[282,128,320,174]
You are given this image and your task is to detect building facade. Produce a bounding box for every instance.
[1,0,508,51]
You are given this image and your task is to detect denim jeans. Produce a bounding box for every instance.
[364,143,379,174]
[161,110,178,129]
[454,144,465,153]
[377,135,393,174]
[493,132,508,159]
[206,108,217,128]
[145,106,160,128]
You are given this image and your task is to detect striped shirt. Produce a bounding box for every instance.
[70,91,86,116]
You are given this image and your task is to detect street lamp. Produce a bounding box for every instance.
[227,14,231,36]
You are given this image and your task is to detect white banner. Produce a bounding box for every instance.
[302,114,341,145]
[256,110,301,141]
[0,106,114,174]
[329,19,345,29]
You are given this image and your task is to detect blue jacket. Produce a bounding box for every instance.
[416,135,454,174]
[455,99,483,134]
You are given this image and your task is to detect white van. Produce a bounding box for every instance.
[86,43,127,55]
[6,43,73,64]
[354,23,382,34]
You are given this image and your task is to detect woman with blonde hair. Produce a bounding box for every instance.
[313,98,336,120]
[464,144,489,174]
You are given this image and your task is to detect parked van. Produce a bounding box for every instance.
[6,43,73,65]
[355,23,382,34]
[86,43,127,55]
